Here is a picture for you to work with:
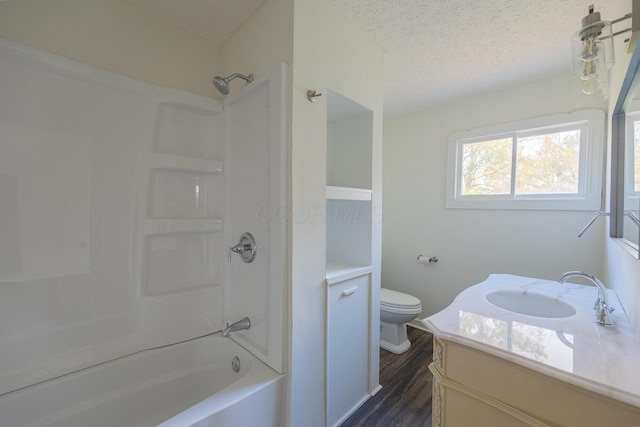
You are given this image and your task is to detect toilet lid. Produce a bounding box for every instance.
[381,288,421,310]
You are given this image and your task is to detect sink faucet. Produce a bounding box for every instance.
[222,317,251,337]
[558,271,615,327]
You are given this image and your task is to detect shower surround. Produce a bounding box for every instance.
[0,39,286,424]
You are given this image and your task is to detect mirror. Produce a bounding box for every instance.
[611,38,640,257]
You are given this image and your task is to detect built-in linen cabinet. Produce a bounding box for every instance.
[325,90,375,427]
[327,274,371,426]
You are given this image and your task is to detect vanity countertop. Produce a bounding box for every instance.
[423,274,640,408]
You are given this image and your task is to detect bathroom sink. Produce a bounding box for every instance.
[485,290,576,318]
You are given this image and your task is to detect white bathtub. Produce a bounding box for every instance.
[0,334,285,427]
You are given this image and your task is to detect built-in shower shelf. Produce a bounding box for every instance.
[326,186,372,201]
[142,218,222,235]
[149,153,222,174]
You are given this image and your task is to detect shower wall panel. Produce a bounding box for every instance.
[0,40,224,394]
[223,64,287,374]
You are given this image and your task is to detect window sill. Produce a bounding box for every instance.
[445,197,601,211]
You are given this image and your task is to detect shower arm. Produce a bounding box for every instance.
[226,73,253,83]
[212,72,254,95]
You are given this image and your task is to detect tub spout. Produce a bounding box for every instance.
[223,317,251,337]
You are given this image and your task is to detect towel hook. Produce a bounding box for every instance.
[307,90,322,102]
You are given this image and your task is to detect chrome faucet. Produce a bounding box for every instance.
[558,271,615,327]
[222,317,251,337]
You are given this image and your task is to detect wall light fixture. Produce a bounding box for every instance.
[572,4,633,99]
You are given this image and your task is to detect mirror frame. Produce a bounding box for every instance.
[611,37,640,258]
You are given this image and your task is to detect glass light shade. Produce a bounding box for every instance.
[572,20,614,97]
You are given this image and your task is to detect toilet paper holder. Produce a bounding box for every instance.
[417,255,438,263]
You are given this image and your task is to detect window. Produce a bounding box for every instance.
[460,126,583,196]
[446,110,605,210]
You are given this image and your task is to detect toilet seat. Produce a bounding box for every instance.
[381,288,422,314]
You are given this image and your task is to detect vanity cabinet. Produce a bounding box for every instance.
[430,337,640,427]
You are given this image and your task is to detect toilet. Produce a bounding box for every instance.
[380,288,422,354]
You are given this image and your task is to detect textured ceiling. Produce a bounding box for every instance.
[333,0,630,116]
[127,0,630,117]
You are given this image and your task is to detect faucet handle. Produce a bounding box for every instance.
[593,295,601,311]
[228,244,245,263]
[228,233,257,264]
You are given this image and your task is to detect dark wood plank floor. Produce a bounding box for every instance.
[341,326,434,427]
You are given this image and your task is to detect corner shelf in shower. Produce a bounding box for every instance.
[326,186,372,201]
[144,152,224,236]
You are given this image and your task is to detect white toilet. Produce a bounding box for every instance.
[380,288,422,354]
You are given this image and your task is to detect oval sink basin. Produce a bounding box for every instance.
[485,290,576,318]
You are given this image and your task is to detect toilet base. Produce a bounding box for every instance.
[380,338,411,354]
[380,320,411,354]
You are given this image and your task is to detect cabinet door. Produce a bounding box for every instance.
[327,274,370,427]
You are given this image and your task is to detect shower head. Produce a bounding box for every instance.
[212,76,231,95]
[212,73,254,95]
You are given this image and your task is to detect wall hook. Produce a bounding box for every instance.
[307,90,322,102]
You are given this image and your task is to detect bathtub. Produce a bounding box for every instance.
[0,334,285,427]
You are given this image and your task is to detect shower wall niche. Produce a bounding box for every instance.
[133,91,226,351]
[142,99,224,298]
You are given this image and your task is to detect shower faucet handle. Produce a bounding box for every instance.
[228,232,257,263]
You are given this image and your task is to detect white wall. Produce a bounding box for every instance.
[0,0,223,99]
[290,2,383,425]
[221,0,294,91]
[383,74,606,318]
[220,0,294,423]
[223,1,383,426]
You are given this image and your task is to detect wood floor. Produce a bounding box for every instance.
[341,327,434,427]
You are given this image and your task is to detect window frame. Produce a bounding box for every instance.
[446,109,605,210]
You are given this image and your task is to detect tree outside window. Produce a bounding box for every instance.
[447,110,604,211]
[460,129,581,197]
